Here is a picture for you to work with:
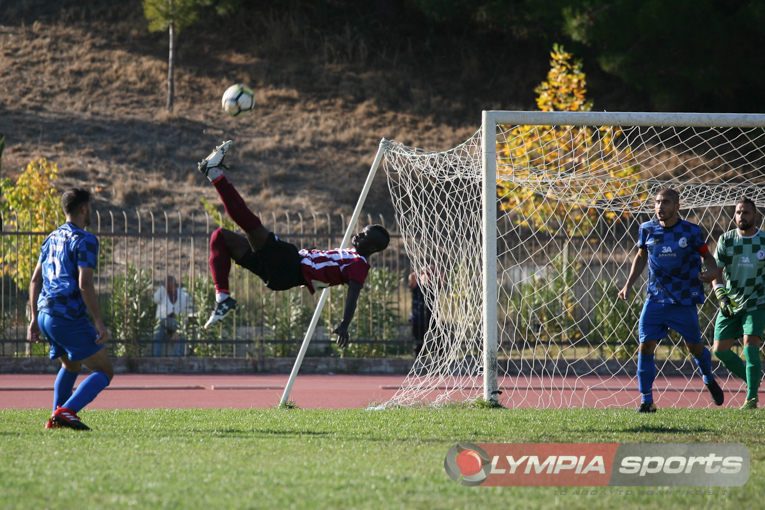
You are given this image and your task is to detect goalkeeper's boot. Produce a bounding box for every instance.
[51,407,91,430]
[637,402,657,413]
[204,296,237,328]
[705,379,724,406]
[740,398,758,410]
[198,140,232,181]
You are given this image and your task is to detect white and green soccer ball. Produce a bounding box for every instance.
[221,84,254,116]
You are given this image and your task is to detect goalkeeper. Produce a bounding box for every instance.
[710,197,764,410]
[618,188,724,412]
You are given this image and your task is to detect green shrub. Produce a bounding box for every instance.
[262,290,312,357]
[592,278,641,360]
[325,267,401,357]
[105,264,155,357]
[0,158,61,289]
[508,252,580,347]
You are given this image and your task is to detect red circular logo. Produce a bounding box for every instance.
[456,449,483,476]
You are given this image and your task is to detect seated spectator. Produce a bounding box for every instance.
[152,275,194,356]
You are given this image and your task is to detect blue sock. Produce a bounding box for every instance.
[637,353,655,403]
[62,372,111,413]
[53,368,79,412]
[693,347,714,384]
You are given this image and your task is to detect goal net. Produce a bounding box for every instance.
[381,111,765,409]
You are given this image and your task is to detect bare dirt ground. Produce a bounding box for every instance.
[0,9,480,222]
[0,2,634,223]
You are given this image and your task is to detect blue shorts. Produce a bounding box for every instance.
[38,311,102,361]
[638,301,702,344]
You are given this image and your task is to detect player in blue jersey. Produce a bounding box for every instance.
[27,188,113,430]
[618,188,724,412]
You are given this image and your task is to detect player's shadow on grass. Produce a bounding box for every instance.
[175,428,334,438]
[181,429,445,442]
[622,424,712,434]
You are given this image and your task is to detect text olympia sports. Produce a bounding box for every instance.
[444,443,749,486]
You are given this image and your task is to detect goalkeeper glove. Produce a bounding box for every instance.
[714,285,735,318]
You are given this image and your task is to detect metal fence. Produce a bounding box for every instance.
[1,210,419,359]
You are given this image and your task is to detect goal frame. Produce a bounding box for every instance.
[284,111,765,408]
[481,110,765,405]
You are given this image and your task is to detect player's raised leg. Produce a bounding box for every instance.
[204,228,257,327]
[198,141,272,326]
[197,140,270,250]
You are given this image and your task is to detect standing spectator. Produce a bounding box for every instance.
[408,270,432,356]
[618,187,724,412]
[27,188,113,430]
[152,275,194,357]
[711,197,764,409]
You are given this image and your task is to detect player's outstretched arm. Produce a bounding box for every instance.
[27,262,43,343]
[618,247,647,300]
[332,281,363,348]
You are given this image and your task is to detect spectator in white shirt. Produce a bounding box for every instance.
[152,275,194,356]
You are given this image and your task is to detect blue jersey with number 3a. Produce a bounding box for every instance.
[638,218,707,306]
[37,222,99,320]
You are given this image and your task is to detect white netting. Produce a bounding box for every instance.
[382,116,765,408]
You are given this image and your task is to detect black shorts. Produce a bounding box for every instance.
[234,233,306,291]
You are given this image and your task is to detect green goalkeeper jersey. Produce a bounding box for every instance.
[714,228,765,313]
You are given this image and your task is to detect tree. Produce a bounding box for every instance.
[562,0,765,111]
[495,45,645,236]
[0,134,4,230]
[143,0,205,111]
[0,158,61,288]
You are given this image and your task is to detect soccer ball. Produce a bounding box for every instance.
[221,84,254,116]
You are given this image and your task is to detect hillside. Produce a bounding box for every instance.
[0,0,641,222]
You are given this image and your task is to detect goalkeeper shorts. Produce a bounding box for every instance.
[713,308,765,341]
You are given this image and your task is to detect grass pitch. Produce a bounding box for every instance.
[0,407,762,509]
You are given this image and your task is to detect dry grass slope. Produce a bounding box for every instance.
[0,27,469,220]
[0,1,630,222]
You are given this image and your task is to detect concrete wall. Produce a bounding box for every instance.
[0,356,415,375]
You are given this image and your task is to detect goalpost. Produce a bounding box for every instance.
[380,111,765,409]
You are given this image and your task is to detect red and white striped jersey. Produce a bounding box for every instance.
[298,248,370,294]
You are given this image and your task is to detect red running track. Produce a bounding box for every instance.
[0,374,401,410]
[0,373,754,409]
